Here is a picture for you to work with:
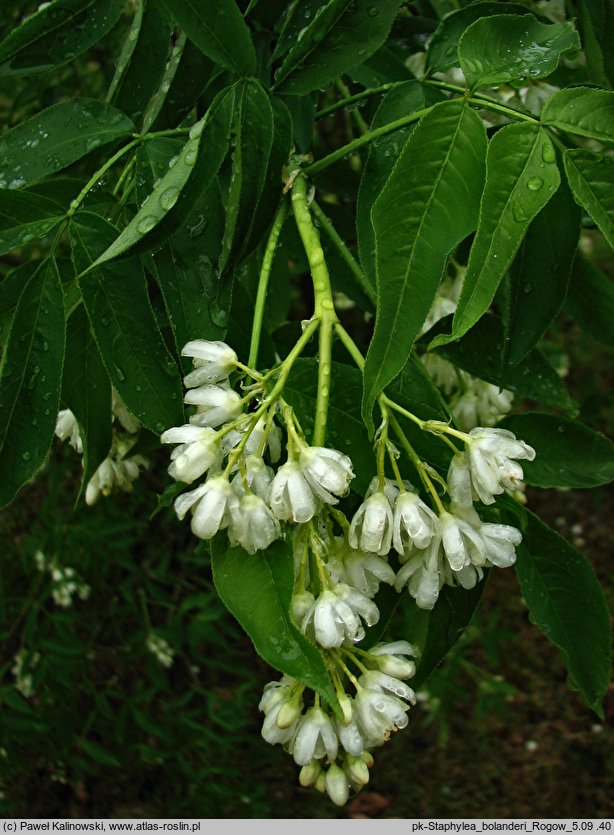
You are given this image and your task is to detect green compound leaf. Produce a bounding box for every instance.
[459,14,580,91]
[70,212,183,434]
[564,149,614,248]
[363,99,487,434]
[425,2,529,76]
[159,0,256,76]
[431,124,560,350]
[564,254,614,348]
[0,189,66,255]
[499,413,614,489]
[516,511,611,718]
[503,177,581,365]
[62,305,113,499]
[212,540,340,714]
[0,98,134,190]
[273,0,401,95]
[0,259,65,510]
[89,87,234,268]
[0,0,126,76]
[541,87,614,145]
[356,80,446,289]
[431,313,578,415]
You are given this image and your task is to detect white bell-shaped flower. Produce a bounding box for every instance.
[230,454,273,500]
[393,491,439,554]
[258,675,297,714]
[269,460,319,523]
[394,536,442,610]
[161,425,221,483]
[480,522,522,567]
[55,409,83,453]
[186,383,243,428]
[229,493,280,554]
[291,706,338,765]
[465,427,536,504]
[181,339,237,384]
[354,687,410,748]
[328,544,395,598]
[189,475,238,540]
[439,510,485,572]
[359,670,416,706]
[336,711,368,757]
[348,491,394,555]
[299,446,354,503]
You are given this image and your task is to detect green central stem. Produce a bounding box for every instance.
[291,174,338,447]
[248,200,287,369]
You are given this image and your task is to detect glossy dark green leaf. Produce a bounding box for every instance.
[219,80,274,277]
[239,97,292,262]
[350,45,414,88]
[0,190,65,255]
[564,149,614,248]
[516,511,611,717]
[0,0,126,76]
[134,137,184,205]
[363,100,487,433]
[577,0,614,87]
[0,263,31,346]
[564,254,614,348]
[70,212,183,434]
[0,99,134,190]
[407,580,487,689]
[425,2,529,75]
[62,306,112,498]
[431,124,560,350]
[0,259,65,509]
[159,0,256,75]
[499,413,614,489]
[150,40,219,132]
[273,0,401,95]
[154,179,228,347]
[356,80,446,288]
[503,178,581,365]
[459,14,580,90]
[283,358,375,495]
[107,0,171,127]
[431,314,578,414]
[272,0,326,61]
[141,31,185,133]
[541,87,614,145]
[211,540,339,712]
[90,88,234,268]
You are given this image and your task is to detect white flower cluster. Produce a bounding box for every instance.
[162,338,536,806]
[161,340,354,554]
[259,641,417,806]
[145,633,175,669]
[34,550,91,608]
[54,392,148,505]
[12,648,40,698]
[419,271,514,432]
[395,428,535,609]
[422,352,514,432]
